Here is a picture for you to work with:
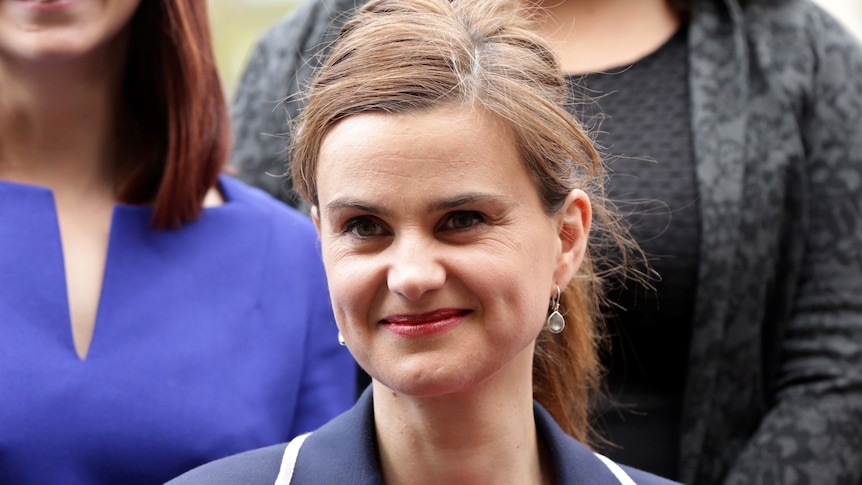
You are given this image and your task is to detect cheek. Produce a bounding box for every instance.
[493,234,558,329]
[322,252,381,323]
[464,247,554,326]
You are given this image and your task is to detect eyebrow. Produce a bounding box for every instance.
[325,198,391,217]
[325,192,513,216]
[427,193,513,212]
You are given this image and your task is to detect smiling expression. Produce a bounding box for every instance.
[314,104,588,398]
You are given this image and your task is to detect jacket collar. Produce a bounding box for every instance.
[290,387,626,484]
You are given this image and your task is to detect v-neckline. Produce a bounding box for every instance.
[0,176,235,361]
[0,180,127,360]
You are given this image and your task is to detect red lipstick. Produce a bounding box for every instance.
[380,309,469,338]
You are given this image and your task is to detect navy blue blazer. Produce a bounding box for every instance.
[228,1,862,482]
[167,388,680,484]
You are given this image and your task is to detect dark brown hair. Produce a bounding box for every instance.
[292,0,641,446]
[121,0,229,229]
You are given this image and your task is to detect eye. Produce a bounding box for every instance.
[344,217,387,237]
[442,211,484,230]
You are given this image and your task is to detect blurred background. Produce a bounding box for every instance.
[208,0,297,100]
[208,0,862,102]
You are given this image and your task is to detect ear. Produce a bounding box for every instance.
[554,189,591,287]
[311,206,322,237]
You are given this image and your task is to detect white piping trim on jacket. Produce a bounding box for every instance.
[594,452,637,485]
[274,432,637,485]
[274,432,310,485]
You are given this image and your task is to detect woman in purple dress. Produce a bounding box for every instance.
[0,1,355,483]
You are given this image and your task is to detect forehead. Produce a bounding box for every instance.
[316,105,535,200]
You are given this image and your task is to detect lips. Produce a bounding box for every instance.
[380,309,470,338]
[14,0,68,5]
[12,0,74,13]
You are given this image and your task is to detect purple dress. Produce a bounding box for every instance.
[0,175,356,484]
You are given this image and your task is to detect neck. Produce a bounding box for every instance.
[0,32,130,198]
[528,0,680,74]
[373,347,554,485]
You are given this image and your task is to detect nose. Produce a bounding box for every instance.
[386,235,446,301]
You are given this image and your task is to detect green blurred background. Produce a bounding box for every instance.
[208,0,299,100]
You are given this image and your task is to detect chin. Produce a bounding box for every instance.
[0,27,119,65]
[24,46,88,62]
[375,361,486,399]
[3,40,89,63]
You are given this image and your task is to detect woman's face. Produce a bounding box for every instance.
[0,0,141,64]
[314,104,590,398]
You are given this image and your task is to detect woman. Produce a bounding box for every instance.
[229,0,862,482]
[0,1,354,483]
[169,0,679,483]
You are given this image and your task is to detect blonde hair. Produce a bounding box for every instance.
[291,0,639,446]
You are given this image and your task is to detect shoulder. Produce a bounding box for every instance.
[214,175,327,284]
[743,1,862,122]
[286,389,383,484]
[233,0,366,105]
[533,403,682,484]
[693,0,862,120]
[241,0,366,83]
[170,391,375,485]
[217,175,317,239]
[694,0,860,62]
[741,0,860,47]
[616,462,682,485]
[165,442,287,485]
[255,0,365,56]
[739,0,862,77]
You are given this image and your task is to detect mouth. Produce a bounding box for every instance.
[379,309,471,338]
[13,0,74,12]
[14,0,68,4]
